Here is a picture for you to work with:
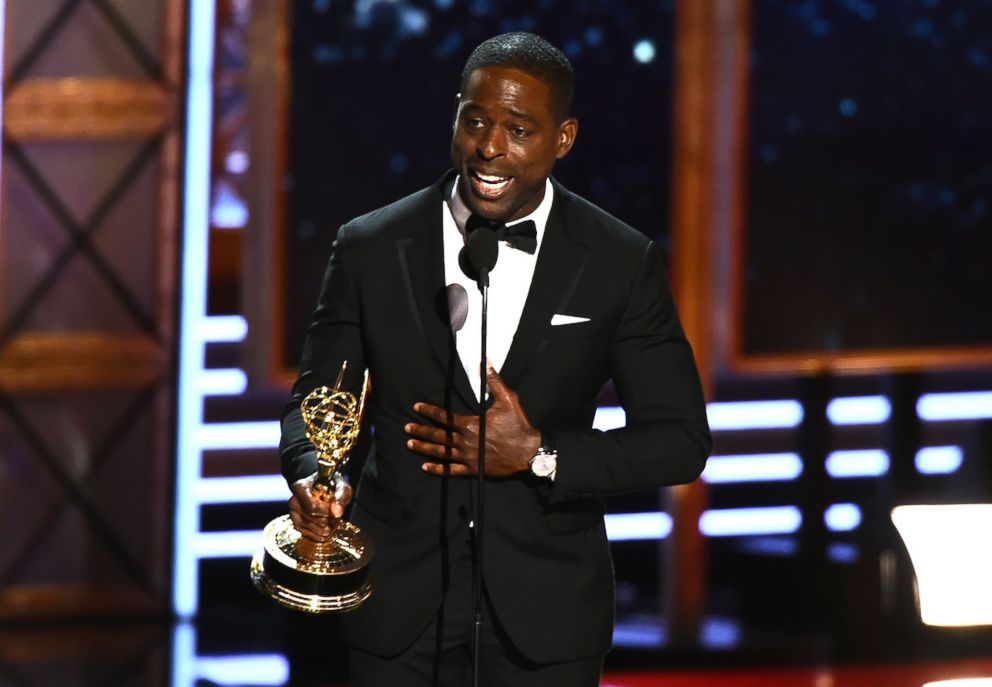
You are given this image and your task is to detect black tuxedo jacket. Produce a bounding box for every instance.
[280,171,711,663]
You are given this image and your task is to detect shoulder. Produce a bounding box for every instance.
[337,175,449,247]
[551,179,654,258]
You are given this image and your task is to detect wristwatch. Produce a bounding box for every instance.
[528,435,558,481]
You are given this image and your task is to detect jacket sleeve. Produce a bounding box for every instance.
[279,224,367,486]
[546,241,711,503]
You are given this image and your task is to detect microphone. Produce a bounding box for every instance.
[446,283,468,333]
[458,224,499,288]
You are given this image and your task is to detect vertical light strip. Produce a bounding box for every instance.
[174,0,217,618]
[0,0,6,222]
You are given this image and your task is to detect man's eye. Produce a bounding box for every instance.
[465,118,484,129]
[510,126,529,139]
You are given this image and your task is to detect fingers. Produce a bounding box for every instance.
[412,402,458,428]
[405,421,458,445]
[405,437,464,460]
[485,361,516,405]
[420,461,473,477]
[289,494,335,541]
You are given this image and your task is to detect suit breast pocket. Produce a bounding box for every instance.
[545,321,601,340]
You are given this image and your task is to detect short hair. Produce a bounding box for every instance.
[460,32,575,121]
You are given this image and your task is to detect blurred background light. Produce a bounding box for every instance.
[892,504,992,627]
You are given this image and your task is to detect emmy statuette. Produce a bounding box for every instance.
[250,362,374,613]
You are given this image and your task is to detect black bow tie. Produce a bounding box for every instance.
[465,214,538,255]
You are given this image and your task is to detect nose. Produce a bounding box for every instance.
[476,126,506,161]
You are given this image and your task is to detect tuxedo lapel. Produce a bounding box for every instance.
[500,184,591,389]
[395,176,477,409]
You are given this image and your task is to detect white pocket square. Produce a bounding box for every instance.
[551,314,591,326]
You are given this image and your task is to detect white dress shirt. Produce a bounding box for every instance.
[442,177,554,400]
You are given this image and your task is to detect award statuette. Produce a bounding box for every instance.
[250,363,374,613]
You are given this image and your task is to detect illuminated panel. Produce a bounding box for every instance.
[827,395,891,425]
[605,512,672,541]
[174,0,217,618]
[194,475,288,504]
[599,401,805,432]
[918,391,992,421]
[199,315,248,342]
[700,507,802,537]
[824,503,861,531]
[923,681,992,687]
[195,421,280,450]
[916,446,964,475]
[706,400,803,430]
[893,504,992,627]
[171,623,289,687]
[702,453,802,483]
[825,449,889,478]
[196,369,248,396]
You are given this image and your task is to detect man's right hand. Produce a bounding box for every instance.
[288,472,353,542]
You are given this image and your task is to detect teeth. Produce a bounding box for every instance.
[475,172,509,184]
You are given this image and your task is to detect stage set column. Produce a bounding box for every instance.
[668,0,751,645]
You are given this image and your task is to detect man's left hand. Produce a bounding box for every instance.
[405,363,541,477]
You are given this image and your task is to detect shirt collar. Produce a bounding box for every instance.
[448,176,554,249]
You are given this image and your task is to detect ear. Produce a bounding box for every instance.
[555,118,579,160]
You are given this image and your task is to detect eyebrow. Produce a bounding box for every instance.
[461,103,539,124]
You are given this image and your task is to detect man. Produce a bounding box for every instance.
[280,32,711,686]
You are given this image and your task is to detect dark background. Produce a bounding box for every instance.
[745,0,992,355]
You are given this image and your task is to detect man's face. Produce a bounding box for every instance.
[451,66,577,222]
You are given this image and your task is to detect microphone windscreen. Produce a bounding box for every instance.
[446,283,468,332]
[459,225,499,282]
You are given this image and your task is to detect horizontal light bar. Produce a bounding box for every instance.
[737,537,798,556]
[702,452,802,483]
[195,421,281,450]
[196,368,248,396]
[198,315,248,343]
[611,617,741,649]
[825,503,862,531]
[196,655,289,686]
[593,406,625,431]
[194,475,288,505]
[923,680,992,687]
[918,391,992,421]
[193,530,262,558]
[605,512,672,541]
[826,449,889,478]
[893,504,992,627]
[916,445,964,475]
[700,616,741,649]
[706,400,803,431]
[827,395,891,425]
[828,542,860,564]
[700,506,802,537]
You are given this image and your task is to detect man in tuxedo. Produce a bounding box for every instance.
[280,32,711,686]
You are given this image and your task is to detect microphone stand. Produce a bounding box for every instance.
[472,265,489,687]
[459,220,498,687]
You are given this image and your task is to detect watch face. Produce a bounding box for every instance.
[531,453,556,477]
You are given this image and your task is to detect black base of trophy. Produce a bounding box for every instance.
[250,515,374,613]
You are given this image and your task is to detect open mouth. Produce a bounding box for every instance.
[469,170,512,199]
